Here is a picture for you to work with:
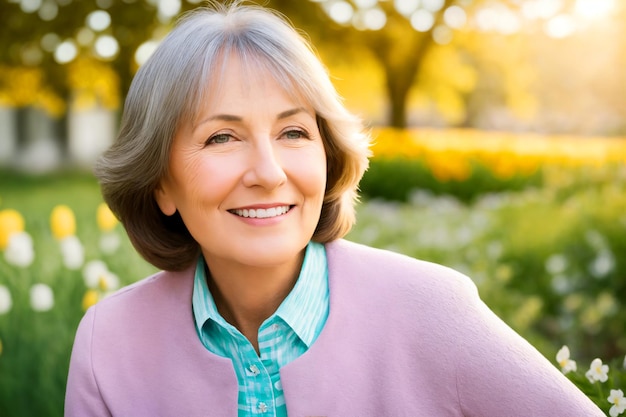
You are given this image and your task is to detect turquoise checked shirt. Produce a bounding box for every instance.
[192,242,329,417]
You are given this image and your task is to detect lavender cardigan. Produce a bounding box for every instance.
[65,239,602,416]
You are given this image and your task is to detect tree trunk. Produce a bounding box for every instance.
[384,64,413,128]
[361,0,455,128]
[368,34,427,129]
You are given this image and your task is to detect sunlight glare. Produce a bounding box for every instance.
[575,0,614,19]
[38,0,58,21]
[41,33,60,52]
[545,14,576,38]
[521,0,563,20]
[135,40,160,66]
[411,9,434,32]
[86,10,112,32]
[422,0,445,13]
[443,5,467,29]
[20,0,42,13]
[433,25,453,45]
[476,6,520,35]
[362,7,387,30]
[94,35,119,59]
[353,0,377,9]
[394,0,420,17]
[76,28,95,46]
[158,0,181,19]
[54,40,78,64]
[327,1,354,25]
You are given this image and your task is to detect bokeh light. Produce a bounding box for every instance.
[54,40,78,64]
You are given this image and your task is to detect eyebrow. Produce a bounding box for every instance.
[276,107,309,120]
[194,107,311,130]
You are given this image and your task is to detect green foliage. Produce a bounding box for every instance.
[350,180,626,362]
[559,354,626,416]
[349,178,626,413]
[359,157,542,203]
[0,170,155,417]
[0,165,624,415]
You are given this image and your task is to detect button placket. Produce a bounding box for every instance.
[247,364,261,376]
[257,401,268,413]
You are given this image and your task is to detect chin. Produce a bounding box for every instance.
[239,241,308,266]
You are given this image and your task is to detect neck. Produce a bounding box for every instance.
[204,250,305,351]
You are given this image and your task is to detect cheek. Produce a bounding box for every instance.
[171,157,231,211]
[290,149,327,198]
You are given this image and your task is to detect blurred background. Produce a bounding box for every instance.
[0,0,625,416]
[1,0,625,169]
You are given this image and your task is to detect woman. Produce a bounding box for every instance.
[65,3,603,416]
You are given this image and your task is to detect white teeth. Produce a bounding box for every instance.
[232,206,290,219]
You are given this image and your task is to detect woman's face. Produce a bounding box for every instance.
[156,54,327,271]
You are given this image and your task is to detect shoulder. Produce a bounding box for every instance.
[96,267,192,316]
[70,265,196,368]
[75,265,195,346]
[325,238,478,300]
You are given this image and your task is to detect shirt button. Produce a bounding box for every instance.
[257,402,268,413]
[248,364,260,376]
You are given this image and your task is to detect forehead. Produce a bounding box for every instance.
[191,51,310,119]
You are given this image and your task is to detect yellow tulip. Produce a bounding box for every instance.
[96,203,118,232]
[0,209,25,250]
[50,205,76,239]
[82,290,100,311]
[98,275,109,292]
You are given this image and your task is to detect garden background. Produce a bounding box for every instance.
[1,0,625,416]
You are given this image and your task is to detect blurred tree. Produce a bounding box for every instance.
[0,0,159,111]
[1,0,624,135]
[268,0,457,128]
[350,0,457,128]
[0,0,500,129]
[268,0,531,128]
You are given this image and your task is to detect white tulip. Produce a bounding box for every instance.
[60,235,85,270]
[99,232,121,254]
[30,283,54,312]
[0,285,12,315]
[4,231,35,268]
[83,260,109,288]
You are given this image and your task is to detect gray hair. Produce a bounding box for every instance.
[95,2,371,271]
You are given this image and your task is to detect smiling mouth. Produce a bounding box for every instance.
[229,205,292,219]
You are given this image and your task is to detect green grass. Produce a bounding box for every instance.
[0,170,155,417]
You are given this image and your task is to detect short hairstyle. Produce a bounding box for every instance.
[94,2,371,271]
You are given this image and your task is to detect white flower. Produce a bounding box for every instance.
[60,235,84,270]
[4,231,35,267]
[546,253,568,275]
[585,358,609,383]
[82,260,120,291]
[589,249,615,278]
[608,389,626,417]
[101,271,120,292]
[556,345,577,374]
[0,285,12,314]
[98,232,121,254]
[30,283,54,312]
[83,260,108,288]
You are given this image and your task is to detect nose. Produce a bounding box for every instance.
[242,141,287,190]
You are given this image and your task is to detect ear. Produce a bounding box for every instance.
[154,184,177,216]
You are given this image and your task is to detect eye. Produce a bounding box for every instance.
[283,129,309,140]
[205,133,232,146]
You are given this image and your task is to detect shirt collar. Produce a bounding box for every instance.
[192,241,328,348]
